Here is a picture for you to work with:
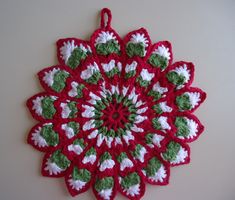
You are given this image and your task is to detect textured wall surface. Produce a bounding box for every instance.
[0,0,234,199]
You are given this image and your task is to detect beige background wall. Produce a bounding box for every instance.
[0,0,234,199]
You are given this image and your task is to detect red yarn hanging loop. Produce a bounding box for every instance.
[100,8,112,29]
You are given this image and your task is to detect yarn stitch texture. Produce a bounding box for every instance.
[26,8,206,200]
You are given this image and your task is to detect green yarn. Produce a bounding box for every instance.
[152,118,162,130]
[126,42,145,57]
[162,141,181,162]
[106,67,119,78]
[147,90,162,101]
[41,97,56,119]
[136,76,150,87]
[175,117,190,137]
[145,157,161,177]
[100,152,112,163]
[176,93,192,111]
[40,124,59,146]
[94,100,106,111]
[152,104,163,114]
[117,152,128,163]
[128,113,137,123]
[67,101,78,118]
[148,54,168,70]
[121,172,140,189]
[166,71,185,86]
[125,70,136,78]
[132,144,143,158]
[74,83,85,98]
[73,138,86,149]
[50,150,70,169]
[85,147,96,156]
[51,71,69,92]
[145,133,154,145]
[67,47,87,69]
[72,167,91,182]
[94,120,103,128]
[86,72,101,84]
[94,177,114,192]
[67,121,80,135]
[96,39,120,55]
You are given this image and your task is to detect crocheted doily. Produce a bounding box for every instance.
[26,8,206,200]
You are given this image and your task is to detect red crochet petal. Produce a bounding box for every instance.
[27,122,62,152]
[165,61,195,90]
[64,164,93,197]
[41,148,72,177]
[117,170,145,200]
[56,38,92,70]
[161,139,191,167]
[173,112,204,143]
[26,92,59,121]
[123,28,151,59]
[174,87,206,113]
[38,65,74,95]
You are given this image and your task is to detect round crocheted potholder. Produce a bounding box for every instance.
[26,8,206,200]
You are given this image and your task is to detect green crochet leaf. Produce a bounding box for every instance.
[72,167,91,182]
[145,157,161,177]
[162,142,181,162]
[126,42,145,57]
[148,54,168,70]
[175,117,190,137]
[51,71,69,92]
[41,97,56,119]
[121,172,140,189]
[50,150,70,169]
[94,177,114,192]
[40,124,59,146]
[166,71,186,86]
[96,39,120,55]
[67,47,87,69]
[176,93,192,111]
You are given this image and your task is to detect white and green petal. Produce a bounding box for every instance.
[43,150,70,176]
[80,62,101,84]
[162,141,189,165]
[117,152,134,171]
[175,114,204,141]
[142,157,168,184]
[148,82,168,101]
[60,101,78,118]
[136,69,154,87]
[167,62,194,89]
[68,139,86,155]
[61,121,80,139]
[145,133,165,148]
[101,59,121,77]
[148,41,172,70]
[67,167,91,193]
[98,152,115,171]
[68,81,85,98]
[82,104,95,118]
[125,29,150,58]
[94,176,114,200]
[82,147,97,165]
[94,31,120,55]
[125,61,138,78]
[131,144,147,163]
[176,89,206,112]
[83,119,96,131]
[29,94,58,120]
[57,39,91,69]
[152,116,171,131]
[119,172,143,198]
